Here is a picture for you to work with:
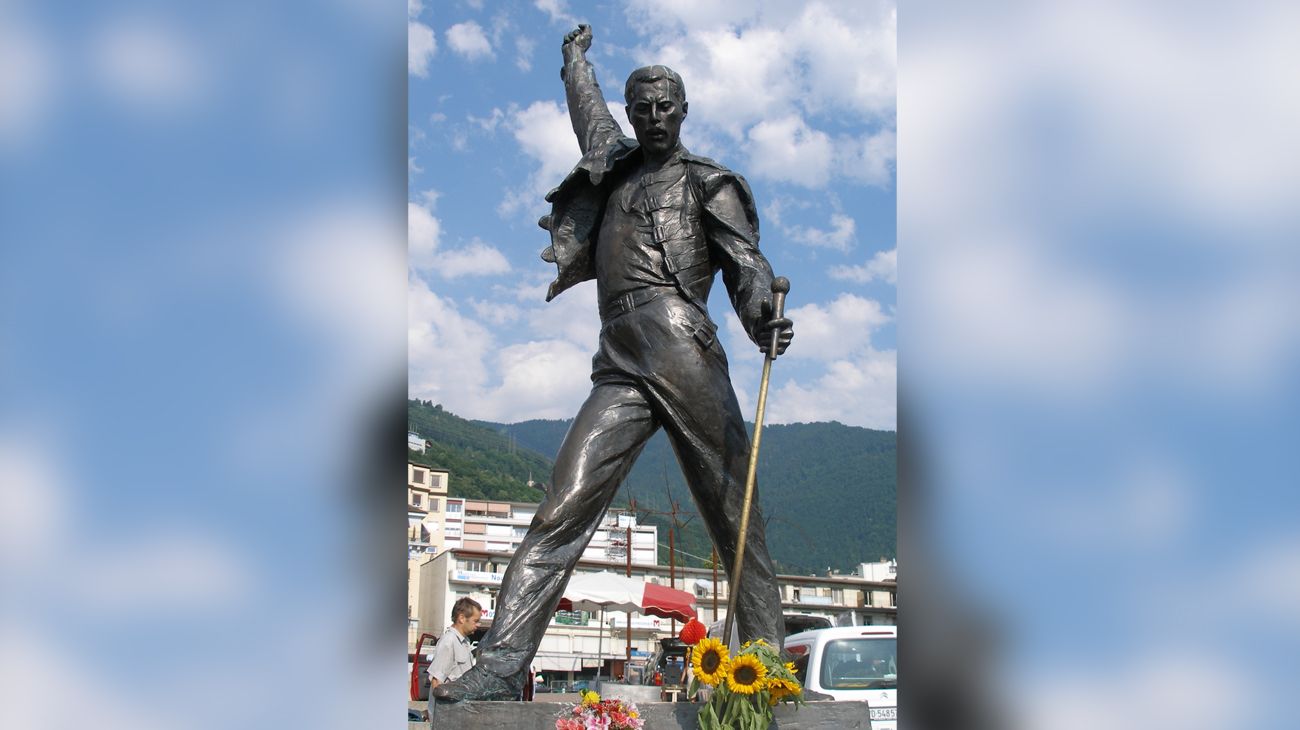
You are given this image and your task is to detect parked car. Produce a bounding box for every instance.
[782,626,897,730]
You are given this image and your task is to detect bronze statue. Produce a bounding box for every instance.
[432,24,794,702]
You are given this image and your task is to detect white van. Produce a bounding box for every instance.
[782,626,897,730]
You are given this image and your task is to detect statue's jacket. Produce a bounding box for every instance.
[539,58,777,347]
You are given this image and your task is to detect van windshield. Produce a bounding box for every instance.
[819,638,897,690]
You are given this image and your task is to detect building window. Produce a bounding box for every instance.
[412,493,423,507]
[429,498,440,513]
[411,467,426,484]
[459,559,486,572]
[832,589,844,604]
[792,588,801,602]
[447,502,462,513]
[429,474,442,488]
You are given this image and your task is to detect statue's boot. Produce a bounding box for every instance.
[431,665,521,703]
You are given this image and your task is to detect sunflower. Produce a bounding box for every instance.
[692,637,730,686]
[764,670,795,701]
[726,653,767,695]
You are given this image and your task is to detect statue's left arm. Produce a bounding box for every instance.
[699,172,794,356]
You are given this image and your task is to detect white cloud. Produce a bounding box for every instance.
[408,200,442,269]
[470,299,522,325]
[621,1,895,188]
[447,21,495,61]
[535,0,579,27]
[92,16,208,110]
[511,100,582,184]
[0,18,55,150]
[469,107,507,132]
[782,1,896,119]
[438,239,512,278]
[409,279,496,402]
[837,127,895,187]
[481,340,595,419]
[524,279,600,350]
[830,248,896,284]
[516,36,536,72]
[782,294,890,361]
[746,114,834,187]
[408,0,424,18]
[785,212,857,251]
[408,279,595,421]
[767,349,897,429]
[409,21,437,77]
[651,26,799,139]
[500,100,583,219]
[717,290,895,428]
[410,195,510,278]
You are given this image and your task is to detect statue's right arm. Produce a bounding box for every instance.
[560,25,625,155]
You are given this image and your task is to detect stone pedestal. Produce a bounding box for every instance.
[411,700,875,729]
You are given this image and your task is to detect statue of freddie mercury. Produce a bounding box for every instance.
[432,24,794,703]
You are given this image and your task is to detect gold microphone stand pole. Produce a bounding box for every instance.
[722,276,789,649]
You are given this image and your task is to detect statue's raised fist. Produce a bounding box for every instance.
[563,24,592,53]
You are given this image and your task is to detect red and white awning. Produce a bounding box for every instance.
[557,571,697,623]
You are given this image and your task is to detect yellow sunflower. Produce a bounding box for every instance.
[691,637,730,686]
[725,653,767,695]
[768,674,802,705]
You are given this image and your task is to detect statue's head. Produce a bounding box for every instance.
[624,65,688,159]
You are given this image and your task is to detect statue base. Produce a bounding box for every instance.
[411,699,877,729]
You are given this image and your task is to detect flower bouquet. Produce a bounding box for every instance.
[554,690,644,730]
[687,637,804,730]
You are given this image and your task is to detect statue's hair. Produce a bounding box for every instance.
[624,65,686,106]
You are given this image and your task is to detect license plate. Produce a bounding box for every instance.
[869,707,897,720]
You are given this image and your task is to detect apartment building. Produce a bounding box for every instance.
[441,499,658,566]
[408,462,449,641]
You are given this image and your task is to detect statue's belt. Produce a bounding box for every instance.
[599,287,717,348]
[599,287,675,321]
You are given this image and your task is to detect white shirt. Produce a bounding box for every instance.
[427,625,474,683]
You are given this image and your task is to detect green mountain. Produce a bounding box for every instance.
[406,399,551,502]
[409,399,896,575]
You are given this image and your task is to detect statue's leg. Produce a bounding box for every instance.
[641,311,784,648]
[472,382,658,683]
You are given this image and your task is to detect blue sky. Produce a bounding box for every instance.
[408,0,897,429]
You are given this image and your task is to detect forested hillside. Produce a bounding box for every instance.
[407,399,551,502]
[410,400,896,574]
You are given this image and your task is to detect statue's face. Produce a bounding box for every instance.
[626,79,687,158]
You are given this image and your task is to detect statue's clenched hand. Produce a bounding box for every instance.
[563,24,592,62]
